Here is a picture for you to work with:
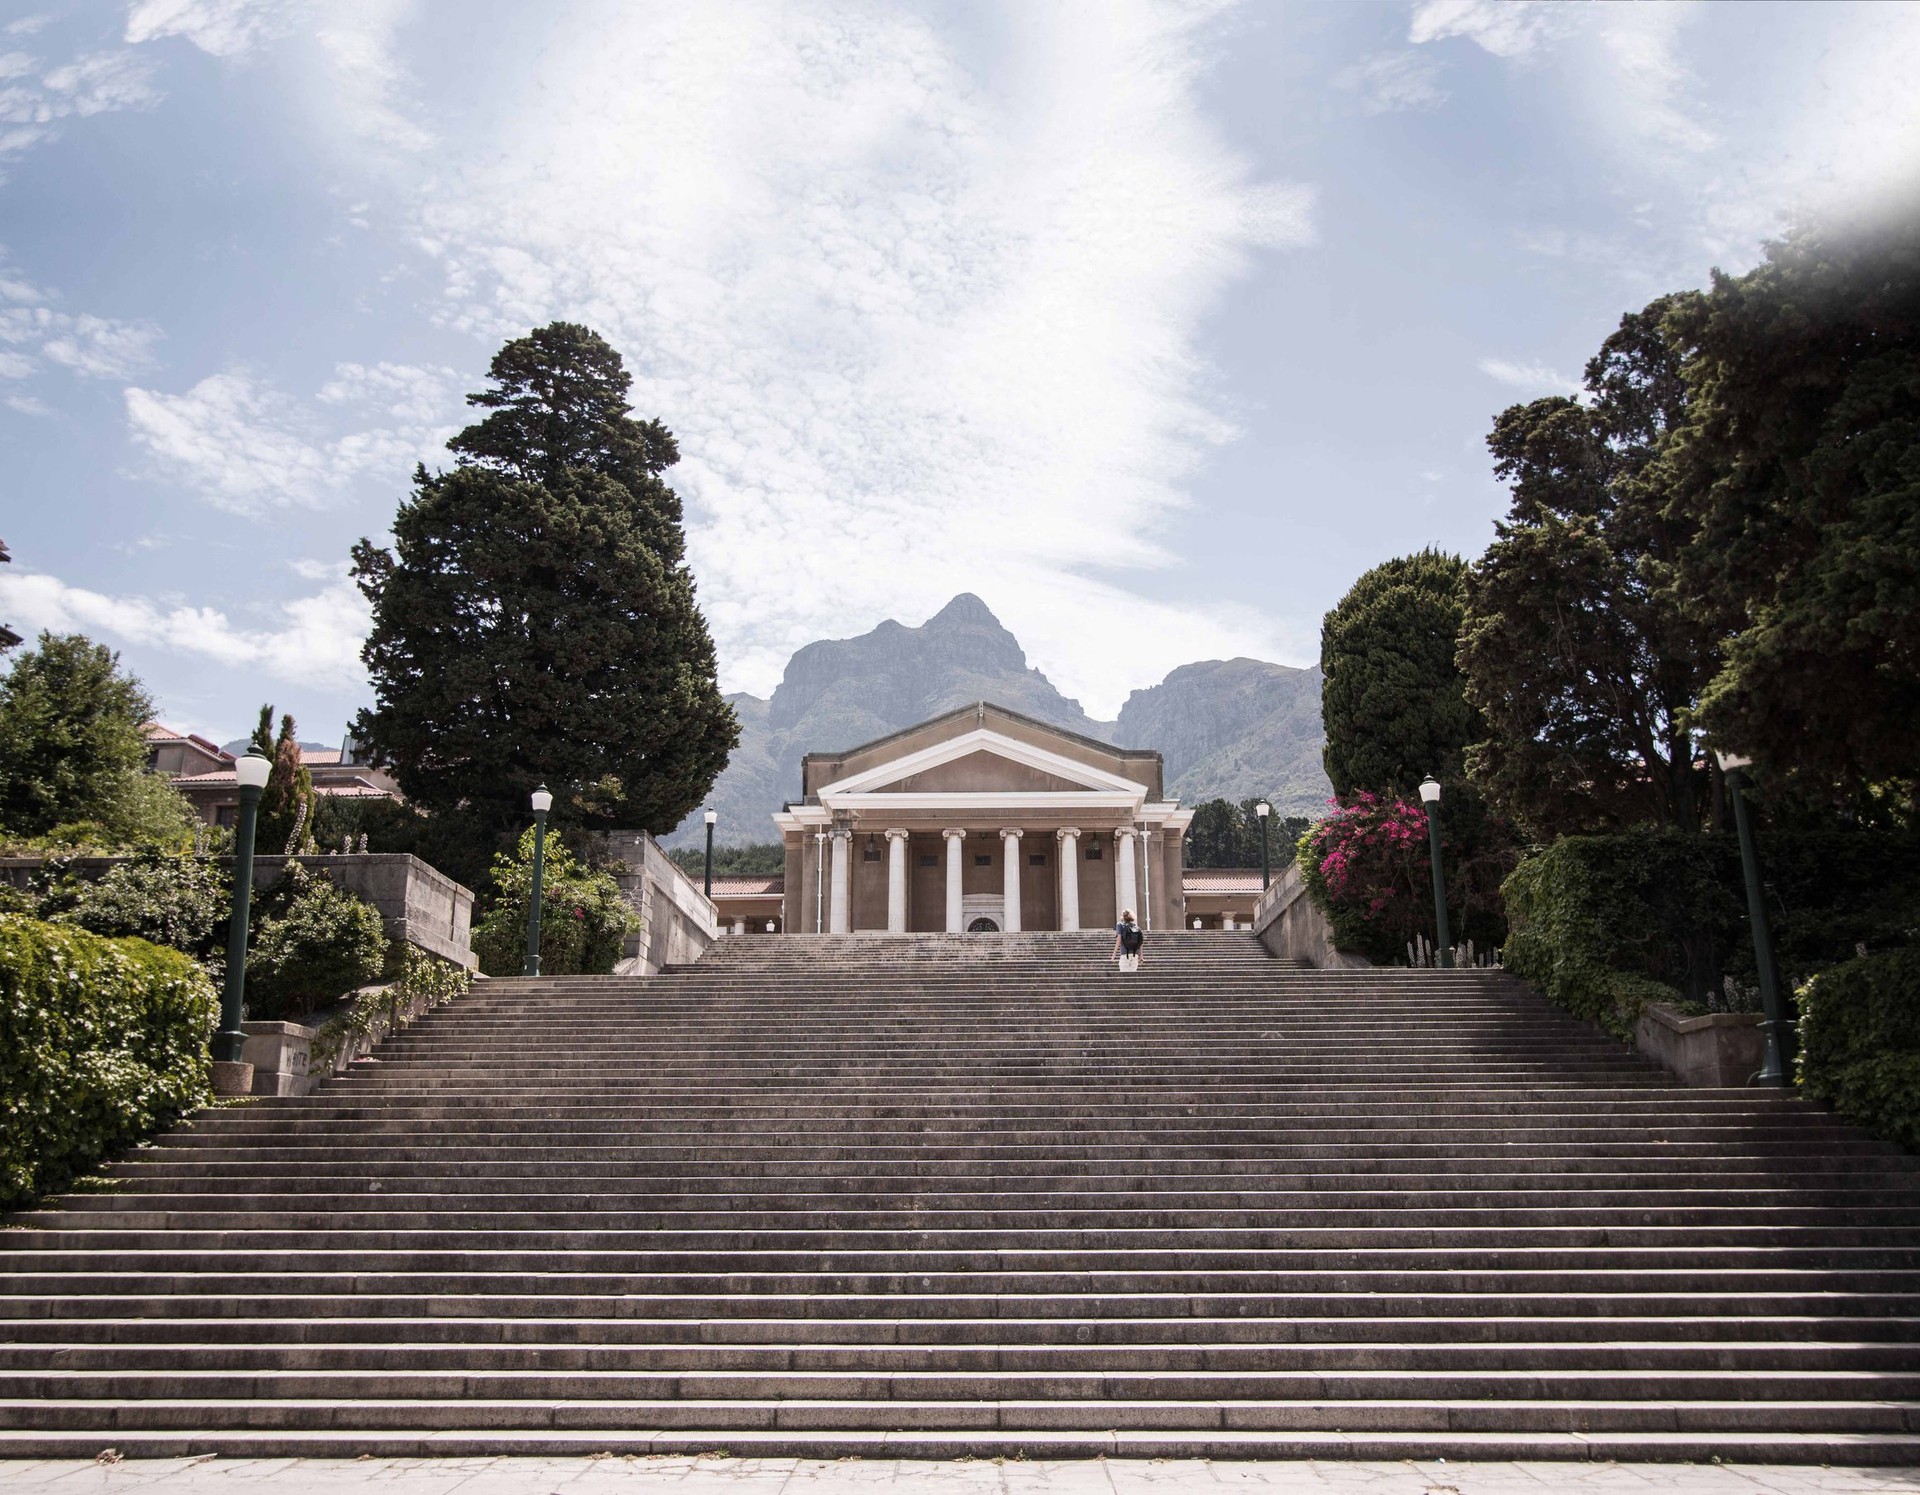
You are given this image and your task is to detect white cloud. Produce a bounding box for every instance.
[1332,50,1447,116]
[1478,357,1579,395]
[1409,0,1568,59]
[391,1,1311,713]
[124,362,460,514]
[0,568,370,691]
[0,266,160,381]
[4,391,50,415]
[124,0,288,58]
[0,46,159,167]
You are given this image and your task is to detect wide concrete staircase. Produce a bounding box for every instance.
[3,930,1918,1461]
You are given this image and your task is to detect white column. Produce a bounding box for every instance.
[885,829,909,934]
[1140,830,1153,930]
[1055,827,1081,931]
[1114,828,1138,924]
[731,918,744,936]
[1000,828,1023,933]
[943,829,966,932]
[829,828,851,934]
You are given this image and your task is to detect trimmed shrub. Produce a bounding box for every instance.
[1501,828,1920,1036]
[472,827,639,977]
[244,862,388,1019]
[1799,949,1920,1153]
[0,914,217,1209]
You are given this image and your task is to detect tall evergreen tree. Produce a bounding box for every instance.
[1458,298,1717,838]
[351,323,737,860]
[1663,209,1920,817]
[1320,550,1479,801]
[247,707,315,854]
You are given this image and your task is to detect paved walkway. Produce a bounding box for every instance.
[1,1458,1916,1495]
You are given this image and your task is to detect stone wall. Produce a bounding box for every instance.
[599,830,719,973]
[0,852,476,970]
[1250,861,1371,968]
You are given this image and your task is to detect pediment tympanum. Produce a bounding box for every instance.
[866,749,1084,795]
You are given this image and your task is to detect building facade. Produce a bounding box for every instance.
[774,702,1193,934]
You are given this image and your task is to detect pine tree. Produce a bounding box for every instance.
[247,707,315,854]
[351,323,738,864]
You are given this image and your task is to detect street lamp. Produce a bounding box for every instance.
[1716,750,1791,1084]
[703,808,717,897]
[523,785,553,978]
[1255,801,1272,889]
[1418,777,1452,969]
[212,753,273,1088]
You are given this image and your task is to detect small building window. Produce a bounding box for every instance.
[1028,853,1046,866]
[1085,844,1102,860]
[918,854,938,867]
[974,854,993,867]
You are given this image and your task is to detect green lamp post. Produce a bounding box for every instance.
[523,784,553,978]
[213,752,273,1069]
[703,807,717,897]
[1717,750,1792,1084]
[1419,776,1452,969]
[1256,800,1271,890]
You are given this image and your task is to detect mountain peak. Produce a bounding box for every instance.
[925,593,1002,630]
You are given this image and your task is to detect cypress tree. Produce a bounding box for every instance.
[351,323,737,865]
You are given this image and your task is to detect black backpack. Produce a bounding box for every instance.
[1120,923,1143,954]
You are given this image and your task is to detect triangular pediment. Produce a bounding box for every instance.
[817,727,1149,798]
[868,748,1092,795]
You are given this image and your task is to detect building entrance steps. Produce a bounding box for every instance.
[2,931,1918,1461]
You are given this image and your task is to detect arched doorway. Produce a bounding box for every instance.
[967,916,1000,933]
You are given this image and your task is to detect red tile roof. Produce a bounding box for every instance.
[711,876,785,897]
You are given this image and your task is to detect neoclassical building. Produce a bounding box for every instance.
[774,702,1193,934]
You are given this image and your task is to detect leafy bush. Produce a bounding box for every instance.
[1501,828,1920,1037]
[1298,791,1512,965]
[472,826,639,976]
[0,914,217,1209]
[244,862,388,1019]
[1798,949,1920,1153]
[61,852,228,960]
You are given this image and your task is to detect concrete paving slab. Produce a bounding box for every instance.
[2,1460,1918,1495]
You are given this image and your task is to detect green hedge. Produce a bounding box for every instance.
[1799,949,1920,1154]
[1501,827,1920,1037]
[0,913,218,1210]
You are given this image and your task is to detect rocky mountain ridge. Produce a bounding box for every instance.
[668,595,1330,848]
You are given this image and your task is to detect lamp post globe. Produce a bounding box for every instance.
[213,753,273,1076]
[703,808,717,897]
[523,785,553,978]
[1255,801,1272,890]
[1716,749,1791,1083]
[1417,777,1452,968]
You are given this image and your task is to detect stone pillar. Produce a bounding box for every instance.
[943,829,966,932]
[1055,827,1081,931]
[1140,830,1153,930]
[732,918,745,936]
[885,829,909,934]
[1114,828,1138,924]
[1000,827,1023,933]
[829,828,851,934]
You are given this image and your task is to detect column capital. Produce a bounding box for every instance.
[830,825,852,841]
[942,827,968,842]
[1055,827,1081,841]
[1114,826,1137,843]
[884,827,910,842]
[999,826,1023,842]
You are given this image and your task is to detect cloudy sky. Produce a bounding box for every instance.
[3,0,1917,743]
